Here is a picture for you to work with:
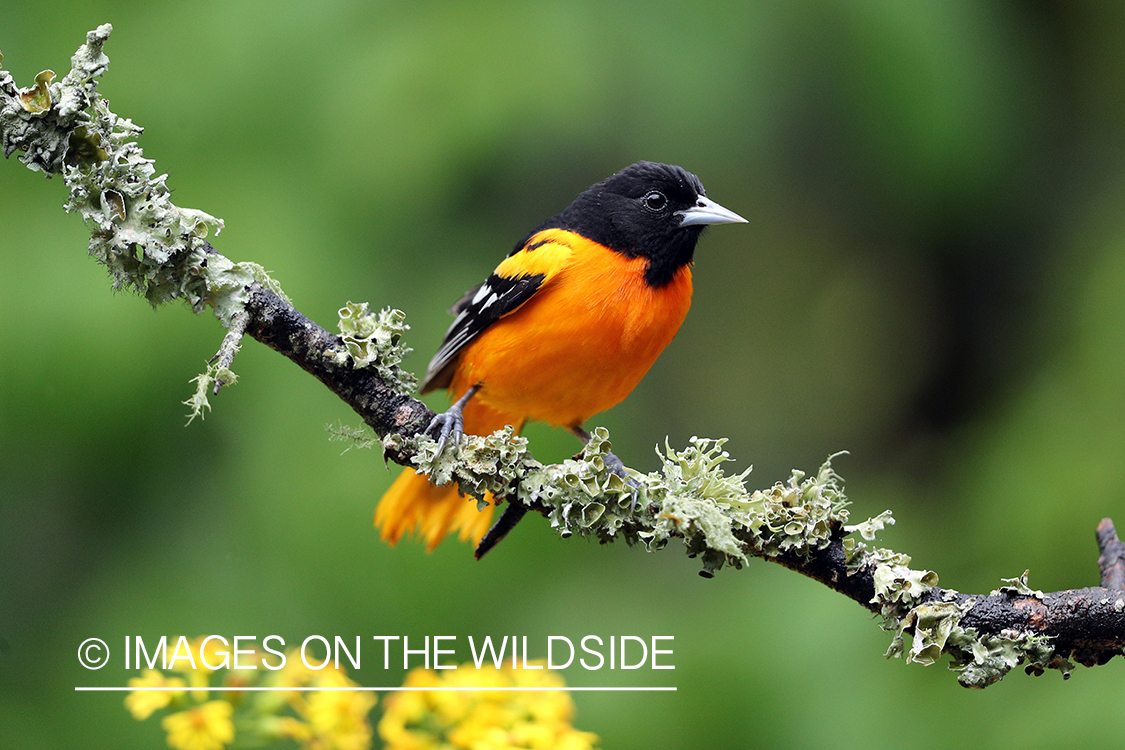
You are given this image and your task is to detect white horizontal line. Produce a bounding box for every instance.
[76,686,676,692]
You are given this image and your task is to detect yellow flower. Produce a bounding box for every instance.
[267,662,378,750]
[379,662,599,750]
[304,687,377,750]
[161,700,235,750]
[269,647,324,689]
[161,636,227,702]
[196,636,241,671]
[124,669,186,720]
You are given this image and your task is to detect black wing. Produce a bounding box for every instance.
[419,272,546,393]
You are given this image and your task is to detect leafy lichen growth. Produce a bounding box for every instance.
[393,416,1079,688]
[629,442,853,576]
[332,302,417,392]
[388,429,881,581]
[885,600,970,667]
[945,626,1065,688]
[843,509,895,545]
[4,25,292,423]
[522,427,637,539]
[885,568,1072,688]
[1,24,112,173]
[380,425,533,513]
[200,257,289,325]
[418,430,867,580]
[735,456,850,561]
[993,570,1045,599]
[386,424,1074,688]
[2,23,283,326]
[2,23,298,331]
[869,550,939,622]
[183,363,239,424]
[426,425,531,508]
[19,69,56,115]
[64,95,226,311]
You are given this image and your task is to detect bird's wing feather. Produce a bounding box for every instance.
[420,230,575,393]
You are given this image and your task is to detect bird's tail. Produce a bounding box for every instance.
[375,469,495,552]
[374,396,514,551]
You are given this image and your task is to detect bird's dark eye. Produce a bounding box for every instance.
[641,190,668,212]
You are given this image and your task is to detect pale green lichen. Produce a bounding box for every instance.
[332,302,417,392]
[2,24,289,326]
[844,509,895,542]
[183,363,239,424]
[884,594,1058,687]
[525,428,640,540]
[734,457,850,562]
[327,421,381,453]
[19,69,56,114]
[386,427,868,579]
[843,516,944,635]
[201,257,288,326]
[4,25,292,424]
[435,425,531,507]
[885,600,970,667]
[381,425,533,510]
[993,570,1045,599]
[407,422,1057,686]
[884,568,1075,688]
[1,24,112,173]
[628,445,850,576]
[870,550,939,621]
[945,627,1065,688]
[64,95,227,311]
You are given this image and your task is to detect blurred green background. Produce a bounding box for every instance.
[3,1,1125,747]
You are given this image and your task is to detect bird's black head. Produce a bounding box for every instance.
[539,161,746,287]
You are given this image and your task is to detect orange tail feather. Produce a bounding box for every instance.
[374,468,495,552]
[375,395,514,551]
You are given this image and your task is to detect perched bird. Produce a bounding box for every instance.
[376,161,747,554]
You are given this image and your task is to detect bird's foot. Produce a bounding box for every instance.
[424,384,480,462]
[603,451,636,485]
[604,450,641,510]
[424,409,464,461]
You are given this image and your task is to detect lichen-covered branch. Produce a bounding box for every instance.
[243,287,432,453]
[2,24,1122,690]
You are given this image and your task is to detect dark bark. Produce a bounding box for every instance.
[1097,518,1125,592]
[240,279,434,464]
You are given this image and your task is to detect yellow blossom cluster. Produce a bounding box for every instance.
[124,640,599,750]
[379,662,600,750]
[260,650,378,750]
[123,637,375,750]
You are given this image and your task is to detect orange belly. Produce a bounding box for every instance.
[450,245,693,430]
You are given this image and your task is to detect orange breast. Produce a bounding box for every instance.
[450,238,693,429]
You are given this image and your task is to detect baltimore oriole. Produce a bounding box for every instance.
[376,161,746,553]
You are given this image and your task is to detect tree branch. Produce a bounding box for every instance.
[1097,518,1125,592]
[3,24,1122,689]
[240,279,434,460]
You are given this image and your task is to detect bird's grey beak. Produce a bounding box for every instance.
[677,196,748,227]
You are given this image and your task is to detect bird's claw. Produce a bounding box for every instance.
[604,451,641,510]
[425,409,464,462]
[424,383,479,464]
[604,451,633,483]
